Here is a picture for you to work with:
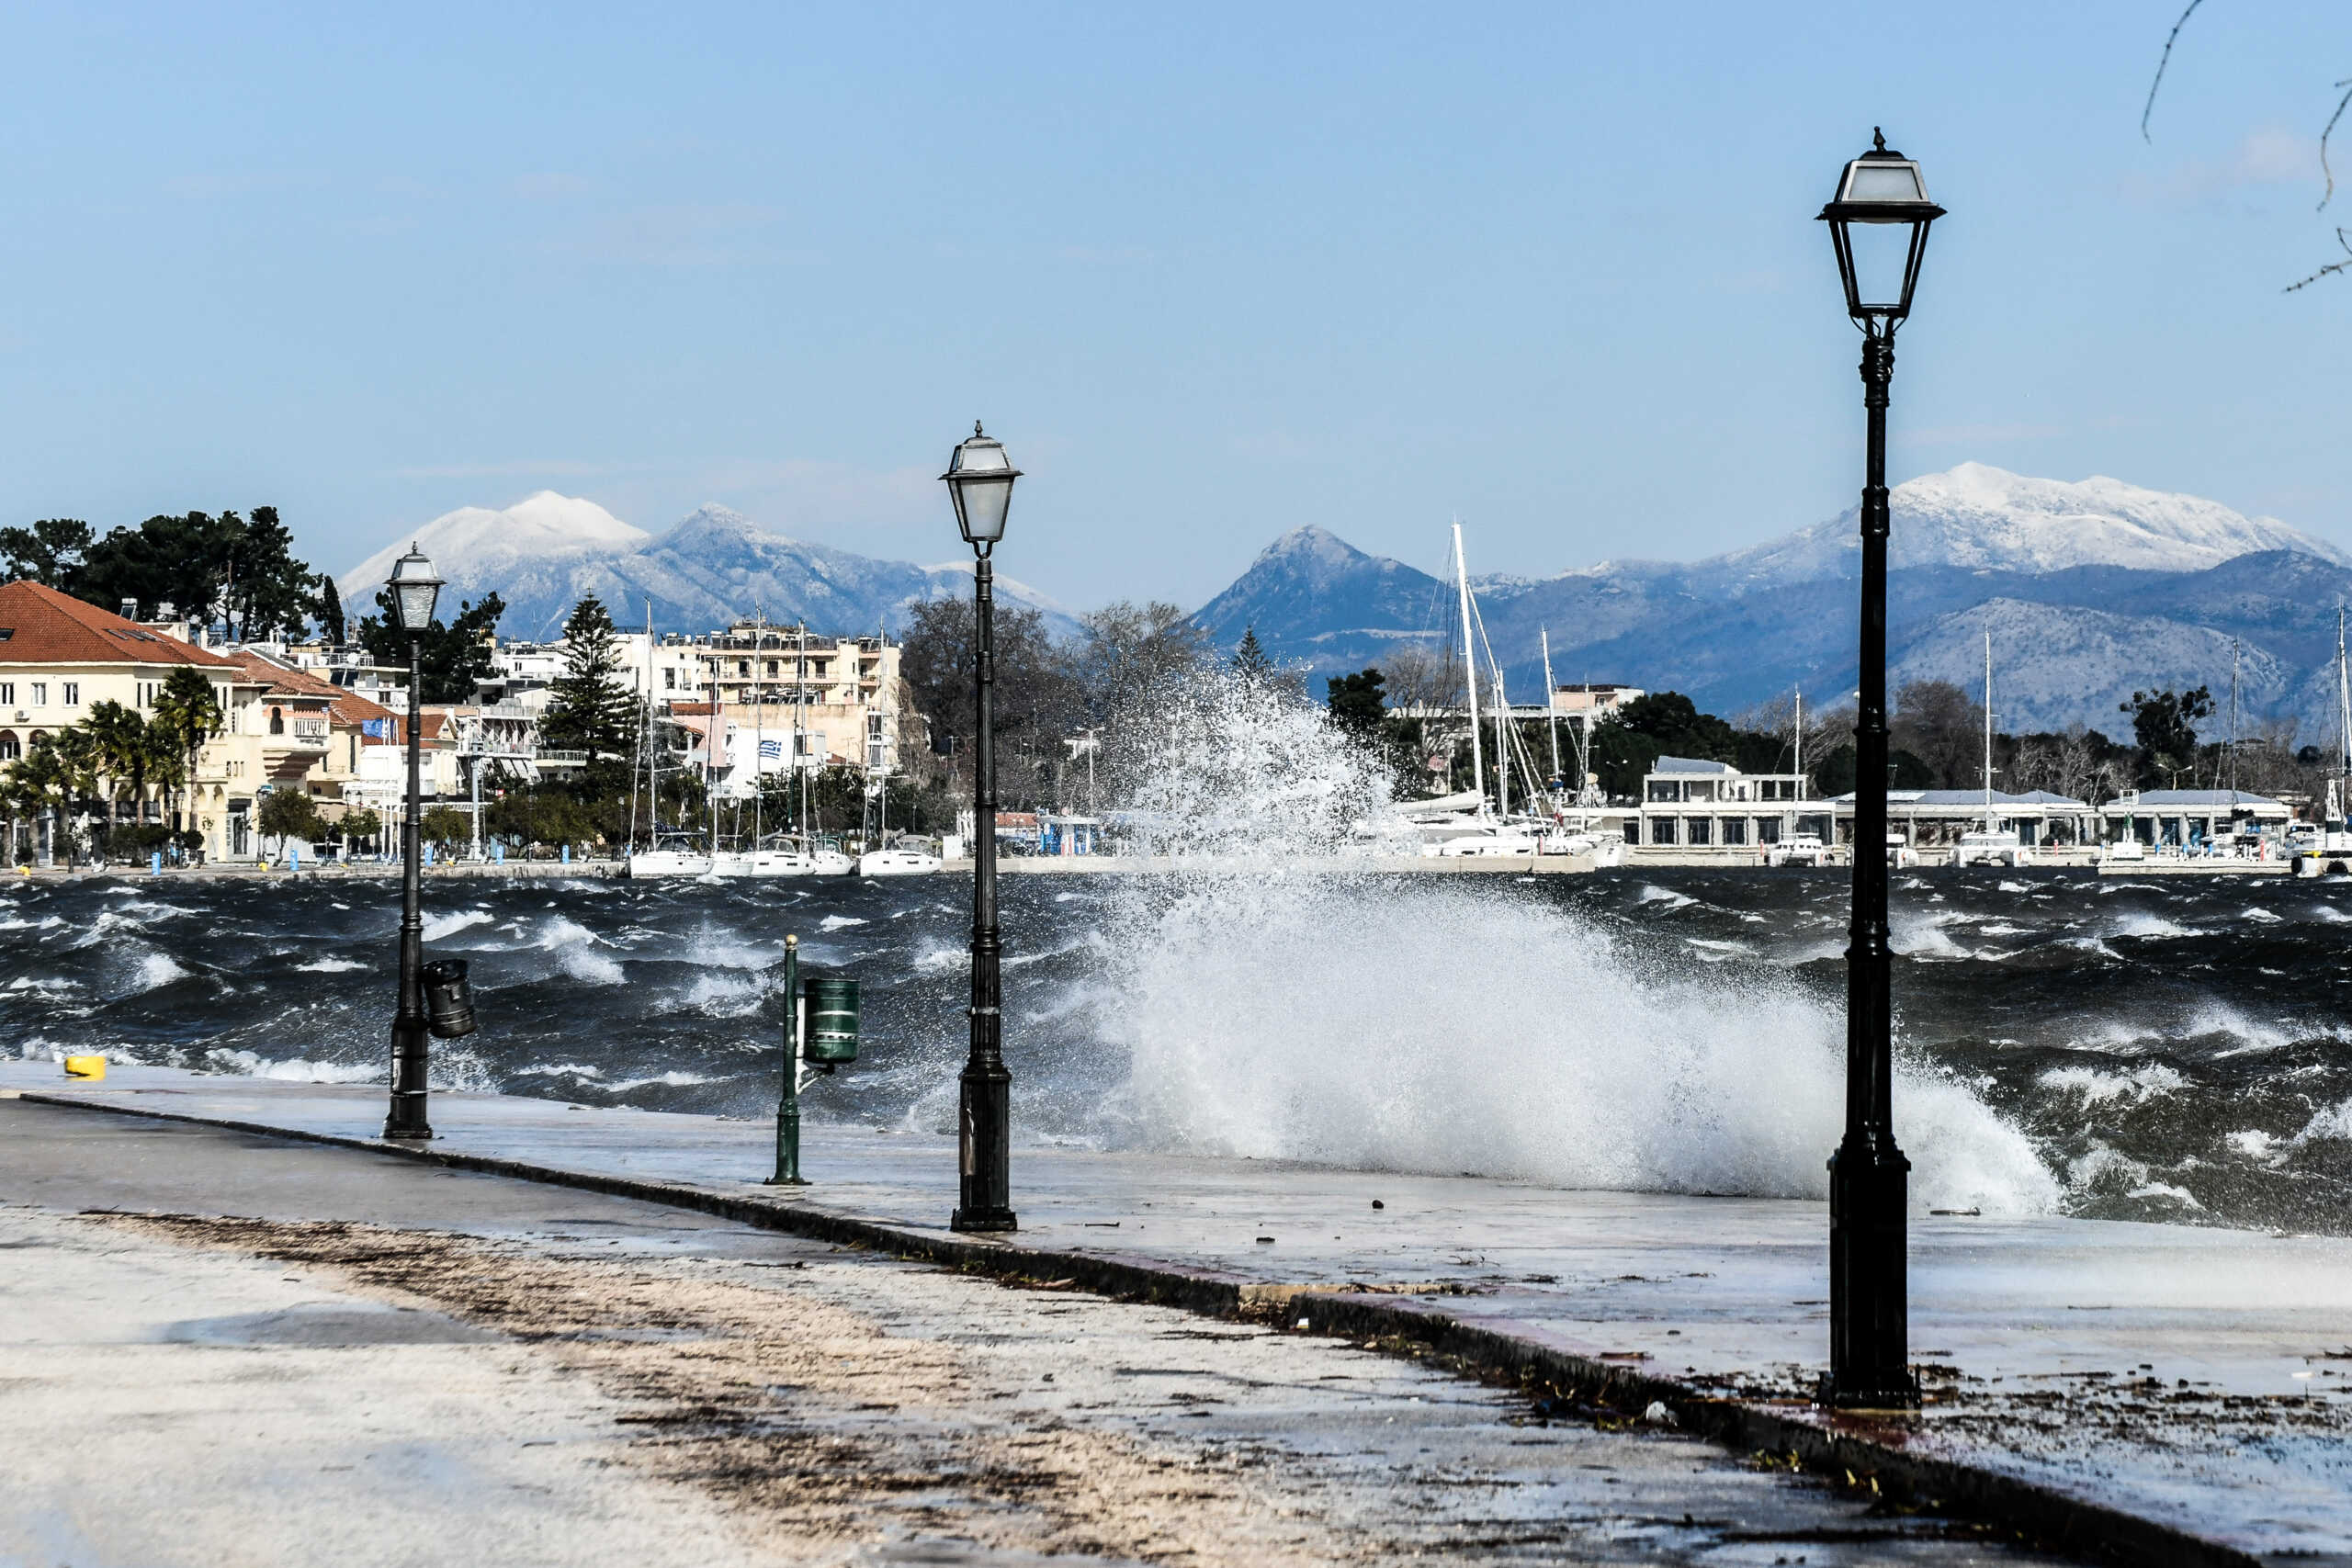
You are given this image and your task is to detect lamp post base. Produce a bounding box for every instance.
[950,1208,1019,1234]
[1824,1138,1919,1409]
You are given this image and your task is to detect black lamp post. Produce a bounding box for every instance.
[383,543,442,1141]
[943,422,1021,1234]
[1818,130,1942,1408]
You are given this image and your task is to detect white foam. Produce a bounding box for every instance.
[532,916,622,985]
[2292,1097,2352,1145]
[125,951,187,992]
[205,1048,382,1085]
[819,915,869,931]
[296,957,368,973]
[1636,885,1696,909]
[1106,872,2055,1214]
[2109,910,2198,940]
[424,908,494,941]
[2037,1064,2186,1106]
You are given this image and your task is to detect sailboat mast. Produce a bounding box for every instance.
[2324,606,2342,818]
[797,623,809,840]
[1983,622,1995,832]
[1453,522,1485,813]
[1540,627,1562,792]
[752,608,765,850]
[1493,669,1510,819]
[1793,686,1804,782]
[2229,638,2240,795]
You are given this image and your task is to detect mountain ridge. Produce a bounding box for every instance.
[1196,465,2352,736]
[341,497,1076,642]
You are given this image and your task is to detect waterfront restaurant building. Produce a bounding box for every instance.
[1635,757,1826,847]
[2100,788,2291,848]
[1631,757,2099,852]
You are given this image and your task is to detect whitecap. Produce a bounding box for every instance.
[295,957,368,973]
[423,908,494,941]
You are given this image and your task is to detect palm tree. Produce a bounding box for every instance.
[50,727,101,865]
[152,667,224,840]
[85,701,150,842]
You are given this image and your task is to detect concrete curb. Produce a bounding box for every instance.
[23,1089,2260,1568]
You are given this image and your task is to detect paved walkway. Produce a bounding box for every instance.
[10,1062,2349,1565]
[1,1096,2079,1567]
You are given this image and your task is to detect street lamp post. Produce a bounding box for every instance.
[942,423,1021,1233]
[383,544,442,1141]
[1818,130,1943,1408]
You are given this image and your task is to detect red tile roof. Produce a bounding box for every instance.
[0,581,239,669]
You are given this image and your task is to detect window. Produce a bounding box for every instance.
[29,683,46,706]
[765,660,778,677]
[60,683,77,706]
[1646,779,1676,803]
[663,669,676,690]
[270,707,285,736]
[1687,816,1713,846]
[1721,817,1748,845]
[0,682,12,705]
[0,734,17,761]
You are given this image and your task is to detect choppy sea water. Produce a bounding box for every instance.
[5,867,2348,1236]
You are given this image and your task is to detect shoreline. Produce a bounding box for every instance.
[0,851,2307,881]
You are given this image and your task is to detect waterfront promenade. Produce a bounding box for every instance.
[7,1062,2346,1565]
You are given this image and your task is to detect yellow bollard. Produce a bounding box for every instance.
[62,1055,107,1081]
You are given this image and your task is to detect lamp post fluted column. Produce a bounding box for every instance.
[953,548,1016,1231]
[1826,322,1912,1405]
[1816,130,1940,1409]
[941,422,1021,1234]
[384,629,433,1139]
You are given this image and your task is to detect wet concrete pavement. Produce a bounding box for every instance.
[0,1094,2075,1566]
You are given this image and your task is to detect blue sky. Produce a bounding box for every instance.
[4,2,2351,609]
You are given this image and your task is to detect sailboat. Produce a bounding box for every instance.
[856,766,939,875]
[628,600,715,878]
[2293,609,2352,877]
[1952,624,2030,869]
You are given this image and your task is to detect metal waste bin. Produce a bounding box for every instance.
[421,958,479,1039]
[800,973,859,1066]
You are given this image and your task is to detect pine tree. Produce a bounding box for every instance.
[541,595,635,767]
[1232,626,1272,682]
[315,576,346,646]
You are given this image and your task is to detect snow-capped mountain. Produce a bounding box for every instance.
[343,492,650,612]
[342,498,1075,641]
[1591,464,2351,595]
[1194,465,2352,735]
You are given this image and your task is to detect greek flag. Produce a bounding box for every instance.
[759,739,784,760]
[363,718,393,739]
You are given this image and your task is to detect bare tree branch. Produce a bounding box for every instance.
[2142,0,2208,142]
[2285,226,2352,292]
[2320,77,2352,209]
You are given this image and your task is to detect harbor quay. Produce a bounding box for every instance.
[10,1062,2348,1567]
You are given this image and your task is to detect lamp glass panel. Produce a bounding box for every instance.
[1842,160,1927,205]
[953,442,1011,475]
[956,474,1013,542]
[394,581,439,629]
[1840,220,1920,310]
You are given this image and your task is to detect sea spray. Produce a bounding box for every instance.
[1099,870,2055,1212]
[1076,666,2055,1213]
